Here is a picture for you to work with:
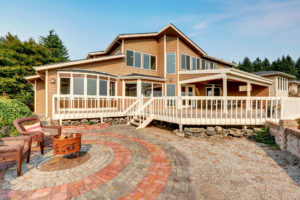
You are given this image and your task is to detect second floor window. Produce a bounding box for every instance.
[143,54,156,70]
[126,50,141,68]
[127,50,156,70]
[181,54,190,70]
[167,52,176,74]
[202,59,217,69]
[192,57,200,70]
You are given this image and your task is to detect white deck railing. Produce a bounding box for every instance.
[52,95,300,125]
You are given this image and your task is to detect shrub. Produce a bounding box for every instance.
[0,97,32,137]
[253,125,280,149]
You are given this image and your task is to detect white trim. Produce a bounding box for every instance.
[226,75,270,87]
[24,74,41,80]
[179,68,230,74]
[45,70,48,118]
[177,37,180,98]
[121,39,124,54]
[35,55,124,71]
[180,74,225,84]
[164,35,166,78]
[120,76,166,81]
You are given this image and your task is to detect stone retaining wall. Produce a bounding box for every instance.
[267,120,300,158]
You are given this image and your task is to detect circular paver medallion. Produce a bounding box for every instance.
[0,131,193,200]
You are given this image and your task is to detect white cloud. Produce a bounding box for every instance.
[193,22,207,30]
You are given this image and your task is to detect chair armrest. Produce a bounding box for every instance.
[0,144,23,154]
[24,131,44,142]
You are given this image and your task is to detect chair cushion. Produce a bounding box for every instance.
[23,121,42,133]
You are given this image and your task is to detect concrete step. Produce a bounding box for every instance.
[130,120,140,127]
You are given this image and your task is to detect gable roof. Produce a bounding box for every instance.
[87,23,207,57]
[34,54,124,72]
[252,71,295,79]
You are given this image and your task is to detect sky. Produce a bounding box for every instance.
[0,0,300,63]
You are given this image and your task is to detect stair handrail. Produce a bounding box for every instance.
[123,96,143,116]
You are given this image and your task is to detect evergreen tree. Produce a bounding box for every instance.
[295,57,300,79]
[262,58,271,71]
[0,31,69,108]
[39,30,69,63]
[252,57,262,72]
[237,57,252,72]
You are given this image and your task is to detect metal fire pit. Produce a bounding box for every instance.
[53,133,81,157]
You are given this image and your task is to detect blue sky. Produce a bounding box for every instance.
[1,0,300,63]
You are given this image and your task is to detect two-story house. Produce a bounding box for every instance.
[25,23,274,120]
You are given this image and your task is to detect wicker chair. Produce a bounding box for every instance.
[13,116,61,154]
[0,136,32,176]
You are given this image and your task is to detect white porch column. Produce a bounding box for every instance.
[107,77,110,96]
[223,77,227,112]
[137,79,142,97]
[34,79,37,113]
[247,82,251,110]
[45,70,48,118]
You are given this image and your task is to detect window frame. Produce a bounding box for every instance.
[142,53,157,71]
[125,82,138,97]
[167,52,176,74]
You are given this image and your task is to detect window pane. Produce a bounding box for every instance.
[167,84,176,96]
[197,58,200,70]
[125,83,137,97]
[142,82,152,97]
[167,52,176,74]
[134,52,141,68]
[143,54,150,69]
[206,87,212,96]
[214,88,221,96]
[181,54,186,70]
[151,56,156,70]
[87,78,97,95]
[202,60,205,69]
[73,78,84,95]
[60,78,70,94]
[213,63,217,69]
[126,50,134,67]
[110,82,115,96]
[192,57,196,70]
[99,80,107,96]
[186,55,190,70]
[153,84,162,97]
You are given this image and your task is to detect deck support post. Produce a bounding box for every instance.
[247,82,251,111]
[223,76,227,112]
[179,124,183,133]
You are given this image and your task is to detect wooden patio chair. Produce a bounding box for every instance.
[13,116,61,154]
[0,136,32,176]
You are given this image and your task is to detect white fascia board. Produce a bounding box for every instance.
[179,69,230,75]
[228,69,273,85]
[120,76,166,82]
[35,55,124,71]
[179,74,225,84]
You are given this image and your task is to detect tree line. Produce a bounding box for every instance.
[236,56,300,79]
[0,30,69,109]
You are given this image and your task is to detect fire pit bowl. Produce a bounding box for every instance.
[53,133,81,157]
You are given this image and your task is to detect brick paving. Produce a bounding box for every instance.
[2,123,298,199]
[0,124,193,200]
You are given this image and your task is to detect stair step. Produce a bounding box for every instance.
[130,121,140,127]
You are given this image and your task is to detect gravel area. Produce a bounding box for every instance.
[142,126,300,200]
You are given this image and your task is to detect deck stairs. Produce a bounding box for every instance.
[129,115,154,129]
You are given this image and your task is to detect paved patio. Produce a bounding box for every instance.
[1,124,300,199]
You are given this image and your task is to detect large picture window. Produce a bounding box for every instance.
[141,82,152,97]
[87,78,97,96]
[166,84,176,96]
[125,83,137,97]
[134,52,141,68]
[126,50,134,67]
[143,54,150,69]
[167,52,176,74]
[73,78,84,95]
[60,78,70,94]
[153,84,162,97]
[99,80,107,96]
